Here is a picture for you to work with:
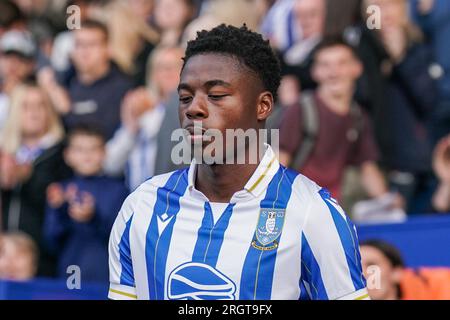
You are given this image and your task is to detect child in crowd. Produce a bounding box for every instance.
[0,231,38,281]
[44,125,128,283]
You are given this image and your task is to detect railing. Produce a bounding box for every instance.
[0,278,107,300]
[357,214,450,268]
[1,214,449,299]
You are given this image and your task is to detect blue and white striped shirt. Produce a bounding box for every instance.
[108,145,369,300]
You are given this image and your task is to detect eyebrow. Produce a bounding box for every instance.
[177,79,232,92]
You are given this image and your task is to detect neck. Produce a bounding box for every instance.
[78,61,110,85]
[195,144,264,203]
[22,133,45,148]
[196,163,259,203]
[317,86,353,115]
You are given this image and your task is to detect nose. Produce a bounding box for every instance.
[185,94,208,120]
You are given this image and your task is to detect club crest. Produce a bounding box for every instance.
[255,208,285,247]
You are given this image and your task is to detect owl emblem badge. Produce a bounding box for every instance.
[255,208,286,247]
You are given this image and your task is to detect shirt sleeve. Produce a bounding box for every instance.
[300,187,369,300]
[108,191,139,300]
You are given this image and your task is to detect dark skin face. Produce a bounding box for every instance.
[178,53,274,202]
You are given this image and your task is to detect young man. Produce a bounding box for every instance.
[108,24,368,300]
[278,39,389,203]
[41,20,134,141]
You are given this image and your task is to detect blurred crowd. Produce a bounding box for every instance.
[0,0,449,300]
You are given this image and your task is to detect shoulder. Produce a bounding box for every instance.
[287,169,323,207]
[287,169,347,221]
[139,167,189,192]
[123,168,189,207]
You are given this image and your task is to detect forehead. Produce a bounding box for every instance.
[69,134,104,145]
[75,28,106,41]
[315,46,356,62]
[361,246,390,263]
[180,53,253,86]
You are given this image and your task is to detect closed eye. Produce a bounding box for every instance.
[179,96,192,104]
[208,94,229,101]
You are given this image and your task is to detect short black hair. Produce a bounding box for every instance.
[66,124,106,146]
[313,36,361,62]
[183,24,281,101]
[360,239,405,268]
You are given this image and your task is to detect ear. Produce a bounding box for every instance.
[256,91,274,121]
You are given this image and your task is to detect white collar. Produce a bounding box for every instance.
[187,144,280,203]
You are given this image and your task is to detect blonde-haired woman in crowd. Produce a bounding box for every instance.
[89,0,160,86]
[0,82,71,277]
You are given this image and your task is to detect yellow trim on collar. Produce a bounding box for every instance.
[247,156,277,193]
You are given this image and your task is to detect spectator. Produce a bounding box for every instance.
[50,0,104,73]
[0,30,37,128]
[431,134,450,212]
[126,0,155,24]
[44,125,128,283]
[410,0,450,144]
[89,0,159,86]
[0,231,38,281]
[0,82,71,277]
[104,46,184,190]
[361,239,450,300]
[49,19,135,141]
[362,0,439,213]
[154,0,197,46]
[278,39,392,205]
[0,0,28,37]
[280,0,325,91]
[260,0,299,53]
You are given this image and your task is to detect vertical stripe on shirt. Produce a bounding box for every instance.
[119,214,134,287]
[239,167,297,299]
[318,188,366,291]
[192,202,236,268]
[300,233,328,300]
[145,169,189,299]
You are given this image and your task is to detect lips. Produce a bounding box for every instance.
[184,125,207,136]
[183,125,209,143]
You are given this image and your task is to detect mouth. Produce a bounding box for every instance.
[183,125,209,144]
